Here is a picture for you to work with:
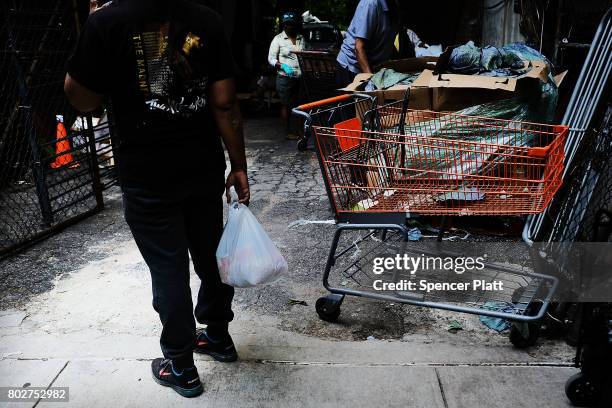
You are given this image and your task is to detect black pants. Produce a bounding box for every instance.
[335,62,357,89]
[122,175,233,367]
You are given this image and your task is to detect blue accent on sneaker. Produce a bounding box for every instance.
[194,328,238,362]
[171,364,183,377]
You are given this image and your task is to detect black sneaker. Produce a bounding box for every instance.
[151,358,203,398]
[194,328,238,362]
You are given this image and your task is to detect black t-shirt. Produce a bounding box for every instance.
[68,0,235,187]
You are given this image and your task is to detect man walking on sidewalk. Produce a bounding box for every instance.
[64,0,249,397]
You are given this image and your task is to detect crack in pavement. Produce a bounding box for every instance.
[32,360,69,408]
[2,356,576,368]
[435,367,449,408]
[254,359,576,368]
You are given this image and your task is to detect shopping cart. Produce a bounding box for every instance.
[526,97,611,406]
[521,8,612,405]
[293,50,341,151]
[293,93,568,340]
[524,7,612,245]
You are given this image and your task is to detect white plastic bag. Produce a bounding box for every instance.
[415,44,443,57]
[216,195,287,287]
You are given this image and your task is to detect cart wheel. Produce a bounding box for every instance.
[315,294,343,322]
[297,138,308,151]
[565,372,602,407]
[509,299,542,348]
[509,286,542,348]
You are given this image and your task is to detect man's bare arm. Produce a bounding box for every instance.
[209,78,250,204]
[355,38,372,74]
[64,73,103,112]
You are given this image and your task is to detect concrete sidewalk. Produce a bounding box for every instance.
[2,357,576,408]
[1,295,577,408]
[0,118,577,407]
[0,234,577,407]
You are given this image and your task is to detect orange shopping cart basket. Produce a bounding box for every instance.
[305,97,568,220]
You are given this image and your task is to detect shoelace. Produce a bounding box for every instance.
[160,359,172,374]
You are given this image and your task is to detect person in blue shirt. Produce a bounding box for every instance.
[336,0,399,86]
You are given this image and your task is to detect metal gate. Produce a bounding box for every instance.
[1,0,115,258]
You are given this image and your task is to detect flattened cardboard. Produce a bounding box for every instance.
[412,70,517,91]
[412,61,550,91]
[432,88,510,112]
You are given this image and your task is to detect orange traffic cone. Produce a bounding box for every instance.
[50,115,79,169]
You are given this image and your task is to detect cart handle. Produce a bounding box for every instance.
[297,94,352,111]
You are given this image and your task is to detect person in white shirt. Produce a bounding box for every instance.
[268,11,304,139]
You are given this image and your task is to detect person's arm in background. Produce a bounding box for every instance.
[209,78,250,204]
[348,0,378,74]
[64,75,103,112]
[64,10,109,112]
[355,38,372,73]
[268,35,294,75]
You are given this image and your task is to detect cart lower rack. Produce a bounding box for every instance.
[293,93,567,343]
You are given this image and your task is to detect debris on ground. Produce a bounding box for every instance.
[447,320,463,333]
[287,219,336,228]
[479,302,514,332]
[407,227,422,241]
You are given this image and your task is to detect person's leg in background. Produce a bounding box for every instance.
[188,175,238,362]
[276,74,300,139]
[123,186,203,397]
[287,75,301,139]
[335,62,357,89]
[294,76,306,139]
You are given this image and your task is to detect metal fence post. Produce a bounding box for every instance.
[24,108,55,227]
[85,115,105,210]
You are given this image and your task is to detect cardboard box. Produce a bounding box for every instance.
[340,58,565,113]
[411,61,565,111]
[338,57,438,108]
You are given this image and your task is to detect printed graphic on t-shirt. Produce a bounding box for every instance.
[132,29,208,119]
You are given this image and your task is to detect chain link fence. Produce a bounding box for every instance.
[1,0,117,258]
